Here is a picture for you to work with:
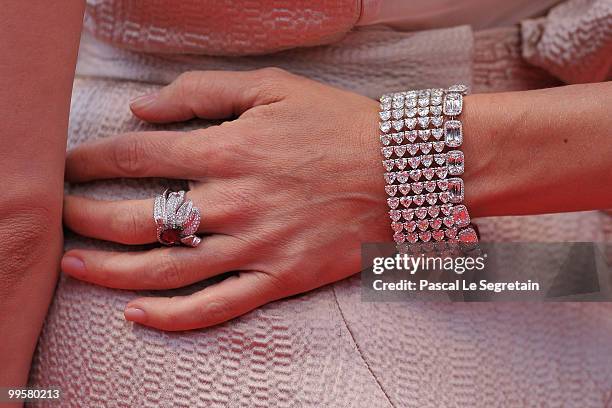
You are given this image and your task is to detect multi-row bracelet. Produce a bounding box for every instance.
[378,85,479,252]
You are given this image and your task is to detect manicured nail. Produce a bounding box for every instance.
[61,256,86,277]
[130,92,158,110]
[124,307,147,323]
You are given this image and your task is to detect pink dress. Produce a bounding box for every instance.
[83,0,560,55]
[29,1,612,407]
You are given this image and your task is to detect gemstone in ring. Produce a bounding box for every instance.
[153,189,201,247]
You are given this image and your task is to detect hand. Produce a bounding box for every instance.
[61,68,389,331]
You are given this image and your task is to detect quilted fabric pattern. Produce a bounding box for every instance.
[522,0,612,83]
[74,26,474,99]
[83,0,361,56]
[29,4,612,405]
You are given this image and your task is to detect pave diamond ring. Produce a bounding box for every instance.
[153,189,202,247]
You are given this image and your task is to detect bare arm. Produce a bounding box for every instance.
[0,0,84,393]
[463,82,612,218]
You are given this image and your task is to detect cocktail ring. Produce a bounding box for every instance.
[153,189,202,247]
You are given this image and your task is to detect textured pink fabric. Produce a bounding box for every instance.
[472,27,562,92]
[521,0,612,83]
[84,0,362,56]
[28,2,612,407]
[358,0,561,29]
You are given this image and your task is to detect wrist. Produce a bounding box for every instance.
[351,97,394,240]
[345,96,389,196]
[460,92,504,218]
[464,84,612,217]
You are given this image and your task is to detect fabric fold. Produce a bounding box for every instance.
[522,0,612,83]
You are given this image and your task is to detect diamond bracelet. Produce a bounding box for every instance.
[378,85,479,250]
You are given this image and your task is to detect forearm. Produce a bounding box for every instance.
[0,0,84,392]
[463,82,612,218]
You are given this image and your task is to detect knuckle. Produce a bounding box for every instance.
[176,71,203,87]
[251,68,291,102]
[245,103,278,121]
[175,71,204,99]
[256,271,285,298]
[112,136,150,176]
[216,136,244,160]
[197,297,231,326]
[197,134,245,176]
[209,183,258,224]
[190,127,221,152]
[155,255,184,288]
[255,67,288,79]
[229,186,259,219]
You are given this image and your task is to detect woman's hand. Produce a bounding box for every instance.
[61,68,388,331]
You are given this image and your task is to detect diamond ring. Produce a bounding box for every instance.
[153,189,202,247]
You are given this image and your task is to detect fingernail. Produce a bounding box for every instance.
[124,307,147,323]
[61,256,86,277]
[130,92,158,110]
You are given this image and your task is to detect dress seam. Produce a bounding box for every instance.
[332,286,396,408]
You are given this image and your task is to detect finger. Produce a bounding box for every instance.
[66,131,215,182]
[129,68,290,123]
[63,195,156,245]
[61,235,248,290]
[63,194,225,245]
[123,271,281,331]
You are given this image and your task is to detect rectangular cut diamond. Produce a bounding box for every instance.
[443,93,463,116]
[444,120,463,148]
[447,150,464,175]
[447,178,464,203]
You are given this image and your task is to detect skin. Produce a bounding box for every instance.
[0,0,85,398]
[60,70,612,331]
[0,2,606,400]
